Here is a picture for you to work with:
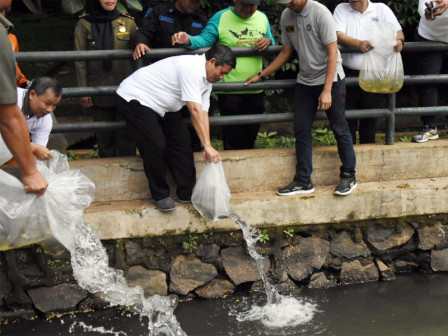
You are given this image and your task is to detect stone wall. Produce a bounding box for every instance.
[1,215,448,319]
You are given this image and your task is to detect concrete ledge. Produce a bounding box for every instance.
[85,176,448,240]
[4,141,448,240]
[67,140,448,202]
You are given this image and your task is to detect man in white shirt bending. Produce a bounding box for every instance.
[116,44,236,212]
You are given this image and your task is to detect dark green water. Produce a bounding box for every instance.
[1,273,447,336]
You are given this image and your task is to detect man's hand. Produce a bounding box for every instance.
[80,97,93,108]
[202,144,220,163]
[171,32,191,46]
[318,90,332,111]
[22,170,48,197]
[426,0,448,20]
[254,37,271,52]
[133,43,150,60]
[245,73,263,86]
[31,143,53,161]
[358,39,373,53]
[394,39,404,52]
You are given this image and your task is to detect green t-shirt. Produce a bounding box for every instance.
[189,7,275,94]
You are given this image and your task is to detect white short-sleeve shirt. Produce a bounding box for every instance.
[280,0,345,86]
[17,88,53,147]
[417,0,448,44]
[334,1,402,70]
[116,54,212,117]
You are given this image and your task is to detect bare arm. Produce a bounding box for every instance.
[319,41,338,111]
[245,45,293,85]
[186,101,220,163]
[336,31,373,53]
[30,142,53,161]
[0,103,48,196]
[395,30,405,52]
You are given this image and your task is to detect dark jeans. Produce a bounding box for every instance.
[88,105,136,157]
[218,93,265,150]
[344,67,386,144]
[415,32,445,128]
[293,78,356,183]
[115,95,195,201]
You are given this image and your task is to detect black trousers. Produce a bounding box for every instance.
[218,93,265,150]
[115,95,195,201]
[88,105,136,158]
[344,67,385,144]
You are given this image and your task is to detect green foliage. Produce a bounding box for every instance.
[182,235,199,250]
[259,229,270,244]
[47,259,62,267]
[283,229,294,238]
[312,128,337,146]
[280,136,296,148]
[66,149,98,161]
[400,135,412,142]
[17,253,27,263]
[255,131,278,149]
[387,0,420,27]
[211,139,224,151]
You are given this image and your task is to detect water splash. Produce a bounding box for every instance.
[233,295,318,329]
[69,321,128,335]
[229,212,275,304]
[50,218,185,336]
[0,151,187,336]
[229,212,318,328]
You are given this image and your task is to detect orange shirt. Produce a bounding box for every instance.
[8,33,28,88]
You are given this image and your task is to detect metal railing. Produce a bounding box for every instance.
[16,42,448,145]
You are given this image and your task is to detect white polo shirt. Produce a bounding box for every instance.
[280,0,345,86]
[417,0,448,44]
[334,1,402,70]
[116,54,212,117]
[17,88,53,147]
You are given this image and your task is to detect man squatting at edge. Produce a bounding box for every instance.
[0,0,48,196]
[116,44,236,212]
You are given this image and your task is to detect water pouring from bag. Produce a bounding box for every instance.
[191,162,318,328]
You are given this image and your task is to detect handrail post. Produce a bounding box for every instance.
[386,93,396,145]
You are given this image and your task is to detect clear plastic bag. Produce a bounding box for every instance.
[0,146,95,251]
[359,22,404,94]
[191,161,231,222]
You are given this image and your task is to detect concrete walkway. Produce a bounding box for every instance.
[67,140,448,240]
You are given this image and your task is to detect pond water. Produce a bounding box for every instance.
[1,273,448,336]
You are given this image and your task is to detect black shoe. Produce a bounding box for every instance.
[153,197,175,212]
[334,173,357,196]
[277,180,314,196]
[177,197,191,204]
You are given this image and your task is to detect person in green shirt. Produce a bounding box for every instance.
[172,0,275,150]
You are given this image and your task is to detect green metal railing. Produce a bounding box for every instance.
[16,42,448,145]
